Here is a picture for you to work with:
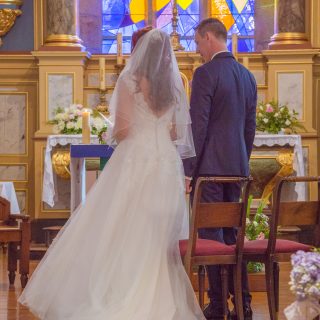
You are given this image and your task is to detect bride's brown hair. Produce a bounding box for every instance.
[131,26,153,51]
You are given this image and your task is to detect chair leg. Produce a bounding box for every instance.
[198,265,205,309]
[19,221,31,288]
[232,264,244,320]
[274,262,280,314]
[221,266,229,320]
[8,242,18,285]
[265,260,277,320]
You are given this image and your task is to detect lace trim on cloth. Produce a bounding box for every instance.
[42,135,99,207]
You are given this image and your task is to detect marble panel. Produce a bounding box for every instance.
[277,72,303,119]
[16,190,26,214]
[0,94,26,154]
[87,73,118,87]
[106,73,119,86]
[0,165,26,181]
[278,0,305,33]
[47,0,76,35]
[252,70,266,86]
[48,74,73,120]
[257,91,267,104]
[86,93,100,108]
[86,93,112,109]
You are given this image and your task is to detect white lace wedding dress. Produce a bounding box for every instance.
[19,71,205,320]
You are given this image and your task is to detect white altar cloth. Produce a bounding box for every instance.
[42,135,98,207]
[42,134,305,207]
[0,181,20,214]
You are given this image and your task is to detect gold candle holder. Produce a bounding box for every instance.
[96,89,110,117]
[170,0,184,51]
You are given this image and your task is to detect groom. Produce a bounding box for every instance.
[183,18,257,320]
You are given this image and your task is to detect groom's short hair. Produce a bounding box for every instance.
[195,18,227,42]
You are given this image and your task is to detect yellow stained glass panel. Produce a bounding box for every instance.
[211,0,234,31]
[155,0,169,11]
[129,0,146,23]
[177,0,193,10]
[233,0,248,13]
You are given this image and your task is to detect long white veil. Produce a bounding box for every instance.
[107,29,195,159]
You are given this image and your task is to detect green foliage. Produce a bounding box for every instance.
[246,195,269,241]
[256,101,305,134]
[245,195,270,273]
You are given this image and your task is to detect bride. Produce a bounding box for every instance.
[19,28,205,320]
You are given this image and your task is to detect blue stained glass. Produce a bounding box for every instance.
[102,0,255,53]
[156,0,199,51]
[219,0,255,52]
[102,0,146,53]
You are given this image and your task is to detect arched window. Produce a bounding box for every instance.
[102,0,255,53]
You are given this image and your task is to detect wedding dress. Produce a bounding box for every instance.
[19,29,205,320]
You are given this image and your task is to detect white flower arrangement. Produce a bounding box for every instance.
[49,104,108,143]
[256,101,304,134]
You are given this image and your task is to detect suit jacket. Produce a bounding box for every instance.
[183,52,257,178]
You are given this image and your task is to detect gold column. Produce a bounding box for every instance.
[44,0,84,49]
[269,0,310,49]
[310,0,320,48]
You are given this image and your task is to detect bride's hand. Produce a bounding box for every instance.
[185,178,192,194]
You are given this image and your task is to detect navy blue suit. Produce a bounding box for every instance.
[183,52,257,311]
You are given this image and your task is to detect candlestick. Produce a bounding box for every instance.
[82,109,91,144]
[170,0,184,51]
[116,33,123,65]
[99,57,105,90]
[232,33,238,60]
[243,56,249,69]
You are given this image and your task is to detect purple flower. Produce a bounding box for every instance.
[289,250,320,300]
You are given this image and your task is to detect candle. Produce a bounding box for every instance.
[232,33,238,60]
[117,33,123,65]
[243,57,249,69]
[99,57,105,90]
[82,109,91,144]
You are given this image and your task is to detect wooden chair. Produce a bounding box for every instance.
[179,176,252,320]
[243,176,320,320]
[0,196,31,288]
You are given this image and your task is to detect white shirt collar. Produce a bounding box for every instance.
[211,50,229,60]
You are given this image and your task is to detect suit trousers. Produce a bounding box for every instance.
[196,181,252,309]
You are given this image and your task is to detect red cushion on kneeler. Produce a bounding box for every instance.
[179,239,235,256]
[243,239,311,254]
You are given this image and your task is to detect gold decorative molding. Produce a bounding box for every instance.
[52,149,70,180]
[0,8,22,46]
[0,0,23,4]
[45,34,84,47]
[269,32,309,47]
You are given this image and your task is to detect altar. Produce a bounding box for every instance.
[252,134,305,202]
[41,133,305,212]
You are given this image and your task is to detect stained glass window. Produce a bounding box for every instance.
[102,0,146,54]
[102,0,255,53]
[156,0,200,51]
[210,0,255,52]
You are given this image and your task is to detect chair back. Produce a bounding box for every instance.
[0,196,10,225]
[188,176,252,259]
[269,176,320,252]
